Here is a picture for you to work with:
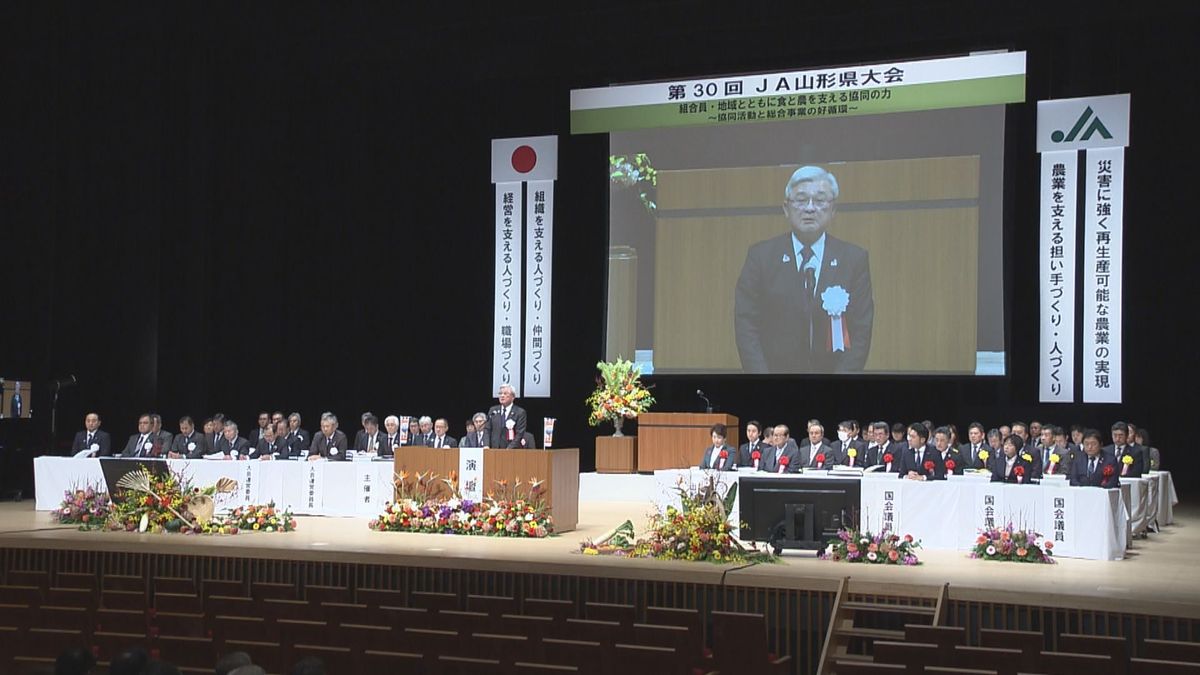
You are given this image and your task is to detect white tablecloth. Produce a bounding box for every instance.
[1149,471,1178,525]
[651,469,1129,561]
[35,457,396,517]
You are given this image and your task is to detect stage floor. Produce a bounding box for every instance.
[1,500,1197,620]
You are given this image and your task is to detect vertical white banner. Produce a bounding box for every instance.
[1082,147,1124,403]
[304,461,325,513]
[238,462,261,509]
[975,483,1004,532]
[1039,151,1077,402]
[524,180,554,397]
[459,447,484,502]
[354,462,384,516]
[1045,488,1074,558]
[493,183,523,395]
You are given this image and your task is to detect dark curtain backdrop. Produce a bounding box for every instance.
[1,3,1195,496]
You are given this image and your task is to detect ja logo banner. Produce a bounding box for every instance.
[1051,106,1113,144]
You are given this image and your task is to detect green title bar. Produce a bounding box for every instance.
[571,75,1025,134]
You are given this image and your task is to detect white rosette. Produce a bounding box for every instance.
[820,285,851,352]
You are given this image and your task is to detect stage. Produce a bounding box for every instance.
[2,499,1198,621]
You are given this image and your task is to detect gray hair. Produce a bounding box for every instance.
[472,412,487,423]
[498,384,516,396]
[418,415,432,425]
[224,420,239,432]
[384,415,399,426]
[808,422,824,433]
[288,412,302,424]
[784,165,839,200]
[320,412,338,424]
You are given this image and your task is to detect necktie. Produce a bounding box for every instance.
[137,435,146,457]
[1089,458,1097,476]
[914,449,921,465]
[87,432,93,445]
[799,246,815,293]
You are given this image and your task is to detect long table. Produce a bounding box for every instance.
[652,469,1156,561]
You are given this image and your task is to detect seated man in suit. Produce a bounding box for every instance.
[989,434,1035,484]
[698,423,737,471]
[736,420,767,468]
[352,411,375,452]
[121,414,157,458]
[484,384,527,449]
[760,424,801,473]
[833,419,868,467]
[169,416,209,459]
[896,423,943,481]
[248,411,272,446]
[459,412,489,448]
[1042,425,1076,476]
[869,421,902,472]
[959,422,988,470]
[1009,421,1042,480]
[213,421,250,459]
[799,422,837,469]
[308,412,349,461]
[932,426,964,477]
[380,415,405,457]
[285,413,310,458]
[1105,421,1147,477]
[150,414,173,453]
[249,423,287,460]
[353,413,384,457]
[429,418,457,449]
[72,412,112,457]
[1068,429,1120,488]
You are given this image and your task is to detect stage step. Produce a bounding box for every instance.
[835,626,905,641]
[841,601,936,615]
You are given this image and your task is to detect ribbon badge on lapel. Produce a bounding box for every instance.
[820,285,850,352]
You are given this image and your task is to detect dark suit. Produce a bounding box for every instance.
[758,440,801,473]
[215,435,250,458]
[428,434,457,450]
[485,404,527,449]
[895,443,944,479]
[249,437,285,460]
[846,443,881,468]
[734,232,873,373]
[698,443,737,471]
[1022,443,1043,480]
[935,448,965,476]
[737,439,770,468]
[1068,452,1121,488]
[72,430,112,457]
[833,438,868,466]
[122,433,158,458]
[1104,443,1146,478]
[354,431,385,456]
[989,453,1035,484]
[959,442,988,470]
[459,429,488,448]
[798,440,837,469]
[248,427,270,446]
[379,433,404,457]
[282,428,310,458]
[516,432,537,450]
[309,431,348,461]
[876,441,904,472]
[170,432,209,459]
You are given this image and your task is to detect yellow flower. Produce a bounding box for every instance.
[1122,455,1134,465]
[847,448,858,458]
[1049,453,1061,464]
[1021,452,1033,462]
[978,450,990,462]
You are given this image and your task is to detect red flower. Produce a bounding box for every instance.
[923,460,935,472]
[779,456,790,465]
[751,450,761,460]
[1014,466,1025,476]
[718,450,728,459]
[815,453,826,464]
[883,453,893,464]
[945,460,956,471]
[1103,465,1115,477]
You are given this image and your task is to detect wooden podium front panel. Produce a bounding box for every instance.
[596,436,637,473]
[485,448,579,533]
[391,447,579,532]
[637,413,739,472]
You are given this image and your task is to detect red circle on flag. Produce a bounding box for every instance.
[511,145,537,173]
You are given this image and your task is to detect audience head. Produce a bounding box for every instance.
[837,421,853,443]
[150,413,163,433]
[1070,424,1084,443]
[216,651,254,675]
[223,421,238,440]
[807,422,824,446]
[363,413,379,434]
[1135,427,1151,446]
[987,428,1002,449]
[108,647,149,675]
[1082,429,1103,456]
[85,412,102,431]
[320,412,338,436]
[473,413,487,431]
[772,424,790,446]
[55,646,96,675]
[1029,420,1042,439]
[137,414,152,434]
[1039,424,1055,447]
[418,415,433,434]
[141,662,181,675]
[1002,434,1023,457]
[906,422,929,448]
[497,384,517,406]
[933,426,951,451]
[890,422,906,441]
[870,421,889,445]
[288,413,302,430]
[384,415,399,434]
[1010,421,1028,442]
[999,424,1011,438]
[1111,421,1129,445]
[272,411,285,426]
[967,422,984,445]
[257,411,270,430]
[179,416,194,435]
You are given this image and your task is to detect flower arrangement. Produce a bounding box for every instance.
[55,484,112,530]
[219,503,297,534]
[822,527,922,565]
[970,523,1055,563]
[108,468,243,534]
[609,153,658,213]
[580,475,773,564]
[585,358,655,434]
[370,475,554,538]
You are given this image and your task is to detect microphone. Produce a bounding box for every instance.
[696,389,713,414]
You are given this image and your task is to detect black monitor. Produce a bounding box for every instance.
[738,475,860,554]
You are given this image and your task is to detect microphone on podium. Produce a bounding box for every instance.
[696,389,714,414]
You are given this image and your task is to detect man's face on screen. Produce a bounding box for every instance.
[784,179,836,241]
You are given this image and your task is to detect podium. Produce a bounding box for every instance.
[636,413,739,472]
[393,447,579,532]
[596,436,637,473]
